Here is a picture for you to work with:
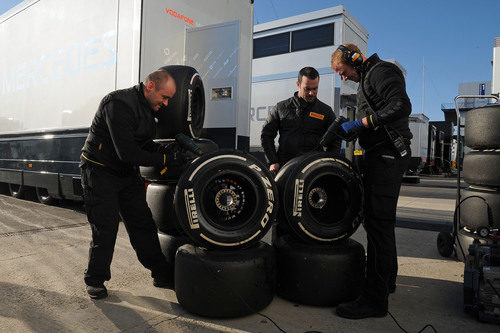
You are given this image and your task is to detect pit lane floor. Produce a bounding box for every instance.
[0,177,497,333]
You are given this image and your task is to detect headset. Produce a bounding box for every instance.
[337,45,363,68]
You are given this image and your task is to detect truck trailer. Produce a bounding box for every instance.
[0,0,254,203]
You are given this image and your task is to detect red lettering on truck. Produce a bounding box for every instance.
[165,8,194,25]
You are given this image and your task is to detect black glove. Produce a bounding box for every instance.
[320,116,358,146]
[159,142,187,175]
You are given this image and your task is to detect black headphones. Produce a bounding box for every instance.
[337,45,363,68]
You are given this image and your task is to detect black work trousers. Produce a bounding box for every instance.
[81,163,169,286]
[360,145,409,308]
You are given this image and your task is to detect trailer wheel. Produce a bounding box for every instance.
[140,139,218,182]
[463,151,500,188]
[275,235,365,306]
[174,150,278,250]
[156,66,205,139]
[8,184,24,199]
[146,183,183,235]
[465,105,500,149]
[35,187,56,205]
[275,152,363,244]
[175,242,276,318]
[436,232,454,257]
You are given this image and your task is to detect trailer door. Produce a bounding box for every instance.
[185,21,240,148]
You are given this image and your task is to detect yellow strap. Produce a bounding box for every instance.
[81,153,105,167]
[98,143,102,150]
[369,115,375,127]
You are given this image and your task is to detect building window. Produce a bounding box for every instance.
[291,23,334,52]
[253,32,290,59]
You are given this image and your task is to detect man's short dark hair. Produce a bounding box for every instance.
[298,67,319,83]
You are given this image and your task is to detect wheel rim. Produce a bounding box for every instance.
[199,170,259,231]
[305,173,350,226]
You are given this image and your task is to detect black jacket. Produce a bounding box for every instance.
[357,54,412,150]
[81,84,163,174]
[261,92,341,165]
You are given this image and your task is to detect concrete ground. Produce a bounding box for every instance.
[0,177,498,332]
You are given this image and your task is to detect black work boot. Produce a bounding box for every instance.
[153,275,174,289]
[86,284,108,299]
[336,296,387,319]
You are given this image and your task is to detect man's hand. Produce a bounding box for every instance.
[269,163,280,173]
[341,119,365,134]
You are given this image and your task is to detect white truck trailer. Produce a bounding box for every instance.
[407,113,429,172]
[0,0,254,202]
[250,6,369,155]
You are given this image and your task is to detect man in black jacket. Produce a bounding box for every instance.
[261,67,341,173]
[80,70,176,299]
[330,44,412,319]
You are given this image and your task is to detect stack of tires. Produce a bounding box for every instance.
[273,152,366,306]
[456,104,500,260]
[142,65,280,318]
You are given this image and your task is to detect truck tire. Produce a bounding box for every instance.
[459,187,500,231]
[463,150,500,187]
[174,150,278,250]
[275,235,365,306]
[35,187,56,205]
[465,104,500,149]
[8,183,24,199]
[156,66,205,139]
[275,152,363,244]
[140,139,218,182]
[157,232,193,287]
[146,183,183,235]
[175,242,276,318]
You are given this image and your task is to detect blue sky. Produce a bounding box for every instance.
[2,0,498,121]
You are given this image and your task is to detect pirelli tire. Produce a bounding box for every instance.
[275,152,363,244]
[459,187,500,231]
[436,232,454,258]
[275,235,365,306]
[465,104,500,149]
[156,65,205,139]
[157,232,193,287]
[139,139,219,182]
[463,150,500,188]
[174,150,278,250]
[146,183,183,235]
[175,242,276,318]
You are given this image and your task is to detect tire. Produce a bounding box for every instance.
[275,152,363,244]
[0,182,9,195]
[8,183,24,199]
[156,65,205,139]
[174,150,278,250]
[275,235,365,306]
[436,232,454,257]
[463,150,500,187]
[157,232,193,287]
[175,242,276,318]
[140,139,219,182]
[35,187,56,205]
[459,187,500,231]
[465,104,500,149]
[146,183,183,235]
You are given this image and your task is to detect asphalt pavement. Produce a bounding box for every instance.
[0,176,498,332]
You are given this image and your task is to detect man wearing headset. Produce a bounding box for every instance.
[330,44,412,319]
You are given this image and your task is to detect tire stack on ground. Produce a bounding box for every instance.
[142,65,280,318]
[456,104,500,261]
[273,152,366,306]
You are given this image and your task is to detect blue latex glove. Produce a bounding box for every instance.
[341,119,364,134]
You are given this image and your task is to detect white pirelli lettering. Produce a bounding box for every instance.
[292,179,304,217]
[184,188,199,229]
